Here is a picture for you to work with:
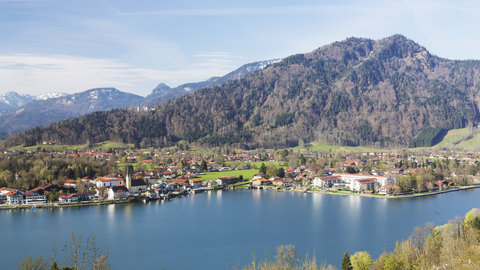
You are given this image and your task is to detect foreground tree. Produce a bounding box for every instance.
[341,252,352,270]
[350,251,371,270]
[18,233,109,270]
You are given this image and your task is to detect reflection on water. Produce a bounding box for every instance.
[106,204,116,230]
[124,204,132,222]
[252,189,262,202]
[1,189,479,270]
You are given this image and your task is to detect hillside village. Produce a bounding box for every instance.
[1,147,480,207]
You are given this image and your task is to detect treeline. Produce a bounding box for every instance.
[18,233,109,270]
[0,152,115,190]
[4,35,480,149]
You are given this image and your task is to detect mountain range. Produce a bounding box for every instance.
[0,59,279,137]
[4,34,480,149]
[142,59,280,106]
[0,92,69,115]
[0,92,36,115]
[0,88,143,136]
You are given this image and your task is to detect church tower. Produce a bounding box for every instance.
[126,165,132,189]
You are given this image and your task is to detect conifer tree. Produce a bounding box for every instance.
[342,251,353,270]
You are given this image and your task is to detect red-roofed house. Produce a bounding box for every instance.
[64,180,77,189]
[312,176,341,190]
[252,178,272,186]
[59,194,78,203]
[95,177,124,188]
[6,190,24,205]
[350,178,377,192]
[189,178,204,188]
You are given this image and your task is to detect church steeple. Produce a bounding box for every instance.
[126,165,132,189]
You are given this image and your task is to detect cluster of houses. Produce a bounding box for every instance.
[2,146,466,206]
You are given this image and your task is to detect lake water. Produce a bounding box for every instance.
[1,189,480,269]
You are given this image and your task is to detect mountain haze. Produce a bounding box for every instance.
[5,35,480,149]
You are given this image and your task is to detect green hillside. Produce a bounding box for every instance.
[5,35,480,150]
[426,127,480,150]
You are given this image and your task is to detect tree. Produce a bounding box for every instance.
[299,154,306,165]
[376,253,402,270]
[18,233,109,270]
[259,163,267,175]
[342,251,353,270]
[275,244,299,269]
[351,251,372,270]
[266,165,279,179]
[200,160,208,172]
[18,256,48,270]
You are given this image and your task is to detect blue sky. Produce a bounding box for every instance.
[1,0,480,96]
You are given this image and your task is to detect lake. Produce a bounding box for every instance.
[1,189,480,269]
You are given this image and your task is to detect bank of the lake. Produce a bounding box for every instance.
[307,184,480,199]
[1,189,479,269]
[2,184,478,211]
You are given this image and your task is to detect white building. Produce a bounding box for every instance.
[107,186,129,200]
[312,176,342,190]
[59,194,78,203]
[349,178,377,192]
[24,192,47,205]
[95,177,124,188]
[6,190,24,205]
[332,174,393,192]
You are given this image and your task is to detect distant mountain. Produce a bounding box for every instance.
[0,88,143,136]
[36,92,68,100]
[142,59,280,106]
[0,59,279,136]
[6,35,480,149]
[0,92,35,115]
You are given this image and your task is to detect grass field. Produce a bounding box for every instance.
[92,141,134,149]
[116,162,163,171]
[433,128,471,148]
[294,142,386,152]
[225,161,288,168]
[197,169,258,181]
[10,140,134,152]
[414,127,480,151]
[10,143,88,151]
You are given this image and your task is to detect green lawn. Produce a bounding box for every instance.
[225,161,288,168]
[198,169,258,181]
[414,127,480,150]
[116,162,162,171]
[92,141,133,149]
[10,143,88,151]
[294,142,385,152]
[10,140,133,152]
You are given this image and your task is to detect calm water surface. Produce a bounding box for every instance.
[1,189,480,269]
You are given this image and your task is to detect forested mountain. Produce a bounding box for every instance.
[5,35,480,149]
[142,59,280,106]
[0,88,143,136]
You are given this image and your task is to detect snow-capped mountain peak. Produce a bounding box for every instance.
[36,92,68,100]
[0,91,35,109]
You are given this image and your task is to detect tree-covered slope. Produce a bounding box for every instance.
[4,35,480,149]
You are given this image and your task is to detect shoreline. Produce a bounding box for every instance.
[0,198,133,210]
[1,185,480,210]
[305,185,480,199]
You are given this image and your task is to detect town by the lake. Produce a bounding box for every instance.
[2,145,480,208]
